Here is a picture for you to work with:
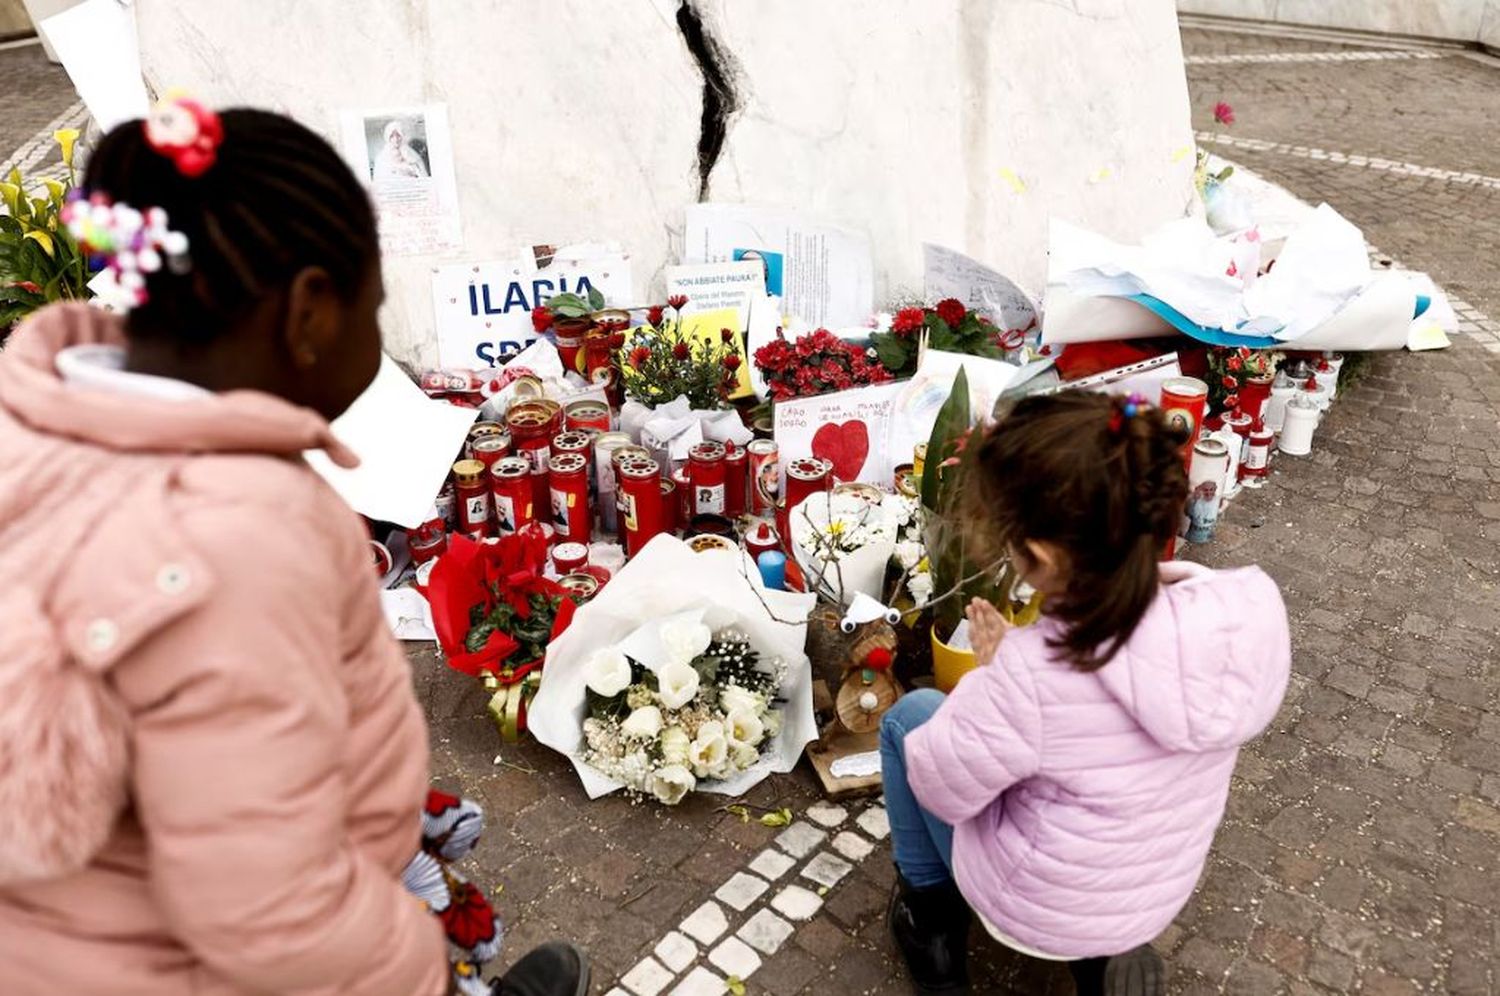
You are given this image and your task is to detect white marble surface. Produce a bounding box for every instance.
[136,0,1196,367]
[1180,0,1494,42]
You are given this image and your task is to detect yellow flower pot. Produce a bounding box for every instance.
[931,626,977,693]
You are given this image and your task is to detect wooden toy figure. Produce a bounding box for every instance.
[807,594,905,798]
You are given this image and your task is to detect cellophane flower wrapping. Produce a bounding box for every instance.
[529,535,817,800]
[788,491,900,606]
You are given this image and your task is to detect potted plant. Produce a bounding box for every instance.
[869,298,1004,379]
[917,368,1043,691]
[753,327,893,401]
[0,129,88,343]
[617,295,742,411]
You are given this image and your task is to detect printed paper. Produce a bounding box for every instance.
[685,203,873,329]
[338,104,462,257]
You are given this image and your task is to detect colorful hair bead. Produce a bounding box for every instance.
[62,190,191,308]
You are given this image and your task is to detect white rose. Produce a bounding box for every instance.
[731,742,760,771]
[908,572,934,607]
[726,708,765,749]
[646,764,696,806]
[689,720,729,778]
[584,648,632,697]
[660,726,691,765]
[719,685,764,716]
[657,659,702,710]
[660,619,712,665]
[893,541,924,571]
[621,705,663,740]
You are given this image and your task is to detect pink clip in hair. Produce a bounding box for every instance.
[143,94,223,178]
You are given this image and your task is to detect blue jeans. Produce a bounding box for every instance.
[880,688,956,888]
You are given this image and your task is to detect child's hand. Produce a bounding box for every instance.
[966,598,1012,667]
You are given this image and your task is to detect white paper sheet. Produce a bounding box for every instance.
[772,381,905,487]
[684,203,873,329]
[529,535,817,799]
[304,355,479,528]
[430,244,634,368]
[923,243,1040,332]
[665,260,766,328]
[380,587,437,641]
[41,0,150,132]
[882,351,1022,480]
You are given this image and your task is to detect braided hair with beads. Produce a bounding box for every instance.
[965,390,1190,671]
[82,107,379,344]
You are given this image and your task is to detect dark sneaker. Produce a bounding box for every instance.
[492,942,590,996]
[887,871,972,994]
[1103,944,1165,996]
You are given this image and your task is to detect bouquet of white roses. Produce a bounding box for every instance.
[528,535,817,803]
[578,619,789,805]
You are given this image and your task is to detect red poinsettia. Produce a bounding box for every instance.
[935,298,967,327]
[1214,102,1235,126]
[892,307,925,335]
[531,306,554,333]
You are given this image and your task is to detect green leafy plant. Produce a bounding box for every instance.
[871,298,1002,379]
[918,368,1038,642]
[618,299,742,410]
[545,286,606,320]
[0,129,89,337]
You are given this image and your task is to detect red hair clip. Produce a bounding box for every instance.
[144,95,223,178]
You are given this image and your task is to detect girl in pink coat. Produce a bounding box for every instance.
[0,104,585,996]
[882,391,1291,995]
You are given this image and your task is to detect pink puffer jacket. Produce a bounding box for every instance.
[0,305,447,995]
[906,562,1290,958]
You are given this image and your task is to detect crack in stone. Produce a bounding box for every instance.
[676,1,740,200]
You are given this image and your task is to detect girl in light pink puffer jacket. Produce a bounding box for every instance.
[882,391,1290,996]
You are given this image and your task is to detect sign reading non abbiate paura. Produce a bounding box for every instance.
[431,248,634,368]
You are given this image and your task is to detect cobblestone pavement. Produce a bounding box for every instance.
[5,20,1500,996]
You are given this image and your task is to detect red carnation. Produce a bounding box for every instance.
[723,354,742,371]
[1224,393,1240,409]
[892,307,926,335]
[1226,355,1243,372]
[1237,347,1252,359]
[935,298,966,327]
[647,305,664,326]
[629,346,651,370]
[531,306,554,333]
[720,327,735,343]
[672,341,691,361]
[667,294,689,310]
[1214,102,1235,126]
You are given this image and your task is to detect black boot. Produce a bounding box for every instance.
[491,942,590,996]
[1103,945,1164,996]
[887,870,972,994]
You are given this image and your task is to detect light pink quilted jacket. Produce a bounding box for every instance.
[906,562,1290,959]
[0,305,447,995]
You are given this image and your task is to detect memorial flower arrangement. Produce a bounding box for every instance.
[869,298,1004,379]
[0,129,89,335]
[579,619,789,805]
[787,490,908,604]
[617,294,743,410]
[753,328,893,401]
[421,530,579,741]
[1207,345,1281,415]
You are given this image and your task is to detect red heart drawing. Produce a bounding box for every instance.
[811,420,870,482]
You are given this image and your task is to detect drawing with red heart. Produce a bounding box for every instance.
[811,420,870,482]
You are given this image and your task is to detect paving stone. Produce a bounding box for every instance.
[707,936,762,980]
[855,806,890,840]
[736,907,796,955]
[679,901,729,946]
[668,966,725,996]
[799,850,854,888]
[621,956,675,996]
[770,884,825,921]
[773,822,826,859]
[653,931,697,974]
[803,801,848,827]
[830,830,877,862]
[745,847,796,883]
[713,872,769,912]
